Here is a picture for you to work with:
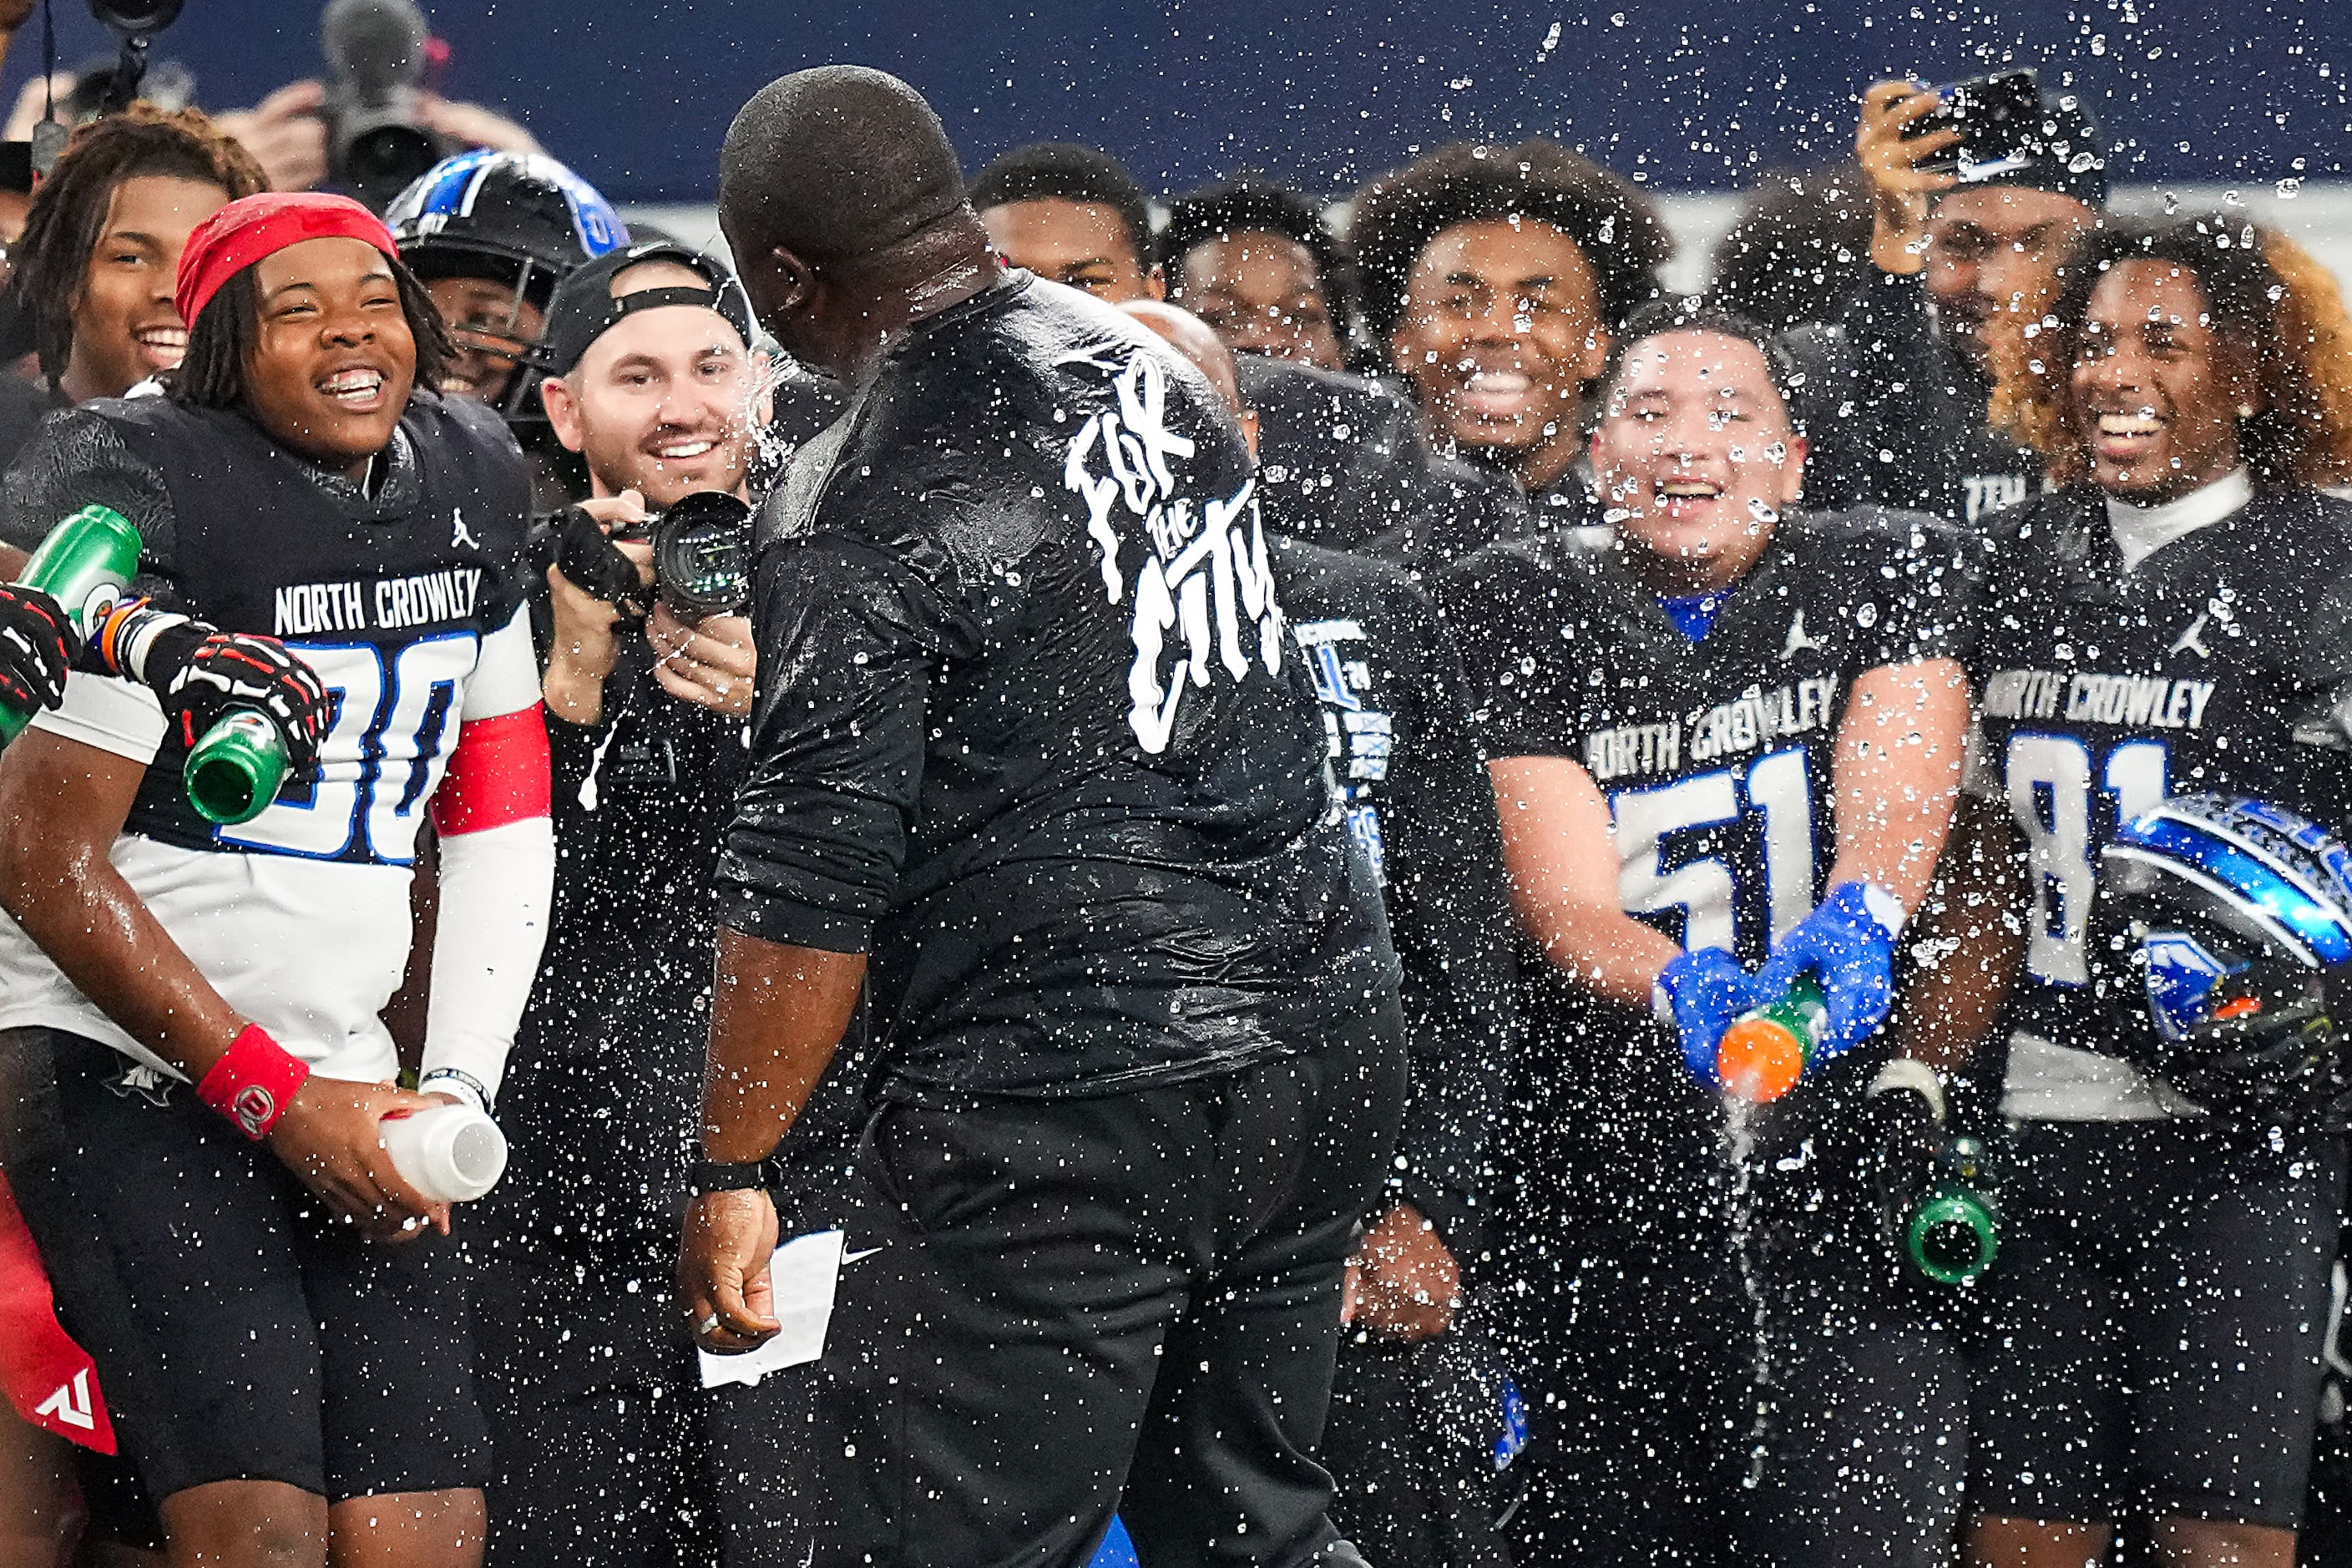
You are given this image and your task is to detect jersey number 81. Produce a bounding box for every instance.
[2002,732,2167,984]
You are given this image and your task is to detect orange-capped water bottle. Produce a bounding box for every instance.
[1716,974,1827,1102]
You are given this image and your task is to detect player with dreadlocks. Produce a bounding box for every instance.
[1964,214,2352,1568]
[0,191,551,1566]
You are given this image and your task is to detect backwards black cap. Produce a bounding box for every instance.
[1946,72,2111,209]
[539,240,758,377]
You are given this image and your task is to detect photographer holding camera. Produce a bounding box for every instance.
[468,240,788,1566]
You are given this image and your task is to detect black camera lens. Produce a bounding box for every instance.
[343,120,441,194]
[651,493,754,618]
[89,0,183,36]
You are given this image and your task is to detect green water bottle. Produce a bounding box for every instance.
[0,504,142,743]
[185,708,289,826]
[1716,974,1828,1102]
[1905,1135,2000,1287]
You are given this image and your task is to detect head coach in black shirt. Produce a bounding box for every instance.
[679,67,1405,1567]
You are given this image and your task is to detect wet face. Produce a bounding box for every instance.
[1388,218,1609,487]
[542,260,767,508]
[1174,231,1342,369]
[63,175,232,401]
[979,197,1157,301]
[1924,185,2097,365]
[1591,330,1806,594]
[2070,258,2253,504]
[422,273,544,402]
[241,236,415,480]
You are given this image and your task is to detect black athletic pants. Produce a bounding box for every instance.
[758,1004,1405,1568]
[1969,1118,2347,1530]
[1498,1030,1970,1568]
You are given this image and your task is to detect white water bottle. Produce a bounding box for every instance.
[379,1104,508,1203]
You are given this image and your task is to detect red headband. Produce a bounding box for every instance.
[174,192,401,330]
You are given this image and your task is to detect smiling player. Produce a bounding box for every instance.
[0,192,549,1568]
[1961,215,2352,1568]
[1441,303,1981,1567]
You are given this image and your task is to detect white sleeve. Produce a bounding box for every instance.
[418,608,554,1110]
[30,670,165,763]
[419,814,553,1109]
[461,608,542,720]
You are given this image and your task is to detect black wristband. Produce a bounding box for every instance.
[687,1157,771,1197]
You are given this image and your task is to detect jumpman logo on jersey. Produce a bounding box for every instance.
[451,508,481,549]
[2171,614,2213,660]
[106,1063,173,1107]
[1782,609,1825,660]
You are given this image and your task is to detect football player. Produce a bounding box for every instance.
[1125,296,1525,1560]
[384,148,629,412]
[1349,139,1670,539]
[1440,303,1980,1566]
[0,192,550,1567]
[1960,215,2352,1568]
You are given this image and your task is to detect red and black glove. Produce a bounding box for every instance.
[0,583,71,719]
[138,620,331,781]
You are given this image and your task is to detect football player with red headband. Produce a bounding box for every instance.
[0,191,551,1567]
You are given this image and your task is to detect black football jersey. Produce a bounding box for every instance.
[1440,505,1975,966]
[1,392,533,863]
[1801,272,2046,530]
[717,277,1393,1102]
[1967,484,2352,1058]
[1277,534,1515,1244]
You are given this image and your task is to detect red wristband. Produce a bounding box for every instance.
[195,1025,310,1141]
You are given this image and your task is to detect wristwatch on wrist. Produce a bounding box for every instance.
[686,1157,771,1197]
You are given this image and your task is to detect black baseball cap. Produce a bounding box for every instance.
[538,240,758,377]
[1947,73,2111,209]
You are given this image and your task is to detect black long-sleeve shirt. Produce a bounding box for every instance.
[1799,270,2045,531]
[717,276,1396,1104]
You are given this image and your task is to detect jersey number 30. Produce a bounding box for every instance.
[2003,733,2167,984]
[219,633,478,866]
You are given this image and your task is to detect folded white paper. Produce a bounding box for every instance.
[697,1227,846,1389]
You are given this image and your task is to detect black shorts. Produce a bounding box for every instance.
[1967,1118,2347,1530]
[746,1000,1406,1567]
[0,1027,491,1505]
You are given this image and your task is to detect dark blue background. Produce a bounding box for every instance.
[10,1,2347,203]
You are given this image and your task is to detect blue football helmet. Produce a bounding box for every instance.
[2094,795,2352,1127]
[386,150,629,417]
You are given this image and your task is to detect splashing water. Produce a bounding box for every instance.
[1721,1094,1774,1491]
[741,350,814,482]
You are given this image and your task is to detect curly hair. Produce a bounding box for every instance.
[1988,215,2352,490]
[1161,179,1357,326]
[3,104,266,387]
[1346,139,1671,344]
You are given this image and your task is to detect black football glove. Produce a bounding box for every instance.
[0,582,71,718]
[135,618,331,781]
[2160,959,2352,1132]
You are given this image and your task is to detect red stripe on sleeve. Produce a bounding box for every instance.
[431,702,553,837]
